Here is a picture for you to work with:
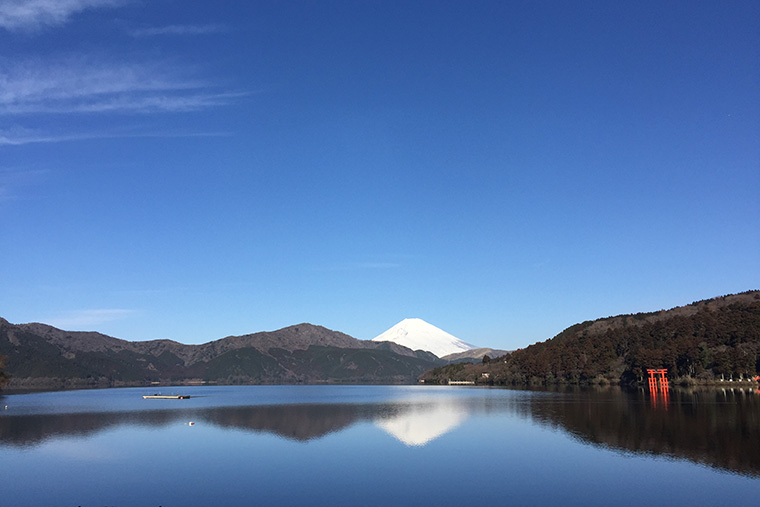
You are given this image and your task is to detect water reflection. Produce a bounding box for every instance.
[2,387,759,477]
[649,383,670,409]
[202,403,381,441]
[375,399,469,446]
[527,386,760,477]
[0,408,161,446]
[0,398,477,447]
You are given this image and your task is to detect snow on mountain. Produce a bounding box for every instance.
[371,318,476,358]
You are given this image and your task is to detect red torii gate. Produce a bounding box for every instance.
[647,368,669,390]
[647,368,669,409]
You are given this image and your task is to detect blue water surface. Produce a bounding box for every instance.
[1,385,757,506]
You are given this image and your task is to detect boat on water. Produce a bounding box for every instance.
[142,394,190,399]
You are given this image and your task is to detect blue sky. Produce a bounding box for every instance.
[1,0,758,349]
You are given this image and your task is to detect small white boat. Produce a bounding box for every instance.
[142,394,190,399]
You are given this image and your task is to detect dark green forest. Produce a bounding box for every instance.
[0,316,444,389]
[421,291,760,386]
[0,355,9,389]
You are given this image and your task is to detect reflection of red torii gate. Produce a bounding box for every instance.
[647,368,669,408]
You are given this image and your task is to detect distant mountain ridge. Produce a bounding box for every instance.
[0,319,443,389]
[441,347,510,363]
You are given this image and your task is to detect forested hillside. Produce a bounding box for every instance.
[0,355,8,389]
[0,320,442,389]
[421,291,760,385]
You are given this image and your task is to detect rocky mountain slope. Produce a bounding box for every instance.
[0,320,442,389]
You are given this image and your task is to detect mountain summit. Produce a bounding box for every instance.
[372,318,476,358]
[0,319,443,389]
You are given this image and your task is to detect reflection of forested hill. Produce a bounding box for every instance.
[2,388,757,478]
[201,404,378,441]
[526,387,760,478]
[0,403,388,447]
[422,291,760,385]
[0,409,188,447]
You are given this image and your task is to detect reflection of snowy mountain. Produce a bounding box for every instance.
[375,401,469,446]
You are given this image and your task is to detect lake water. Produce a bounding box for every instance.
[1,385,758,506]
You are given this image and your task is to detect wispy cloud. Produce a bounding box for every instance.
[0,126,232,146]
[0,125,99,145]
[0,0,125,31]
[46,308,134,329]
[0,57,244,115]
[6,91,246,115]
[129,23,227,38]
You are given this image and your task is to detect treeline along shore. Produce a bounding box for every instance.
[420,291,760,386]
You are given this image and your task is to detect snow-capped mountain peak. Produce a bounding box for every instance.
[371,318,476,358]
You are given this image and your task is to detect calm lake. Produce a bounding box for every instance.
[1,385,758,506]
